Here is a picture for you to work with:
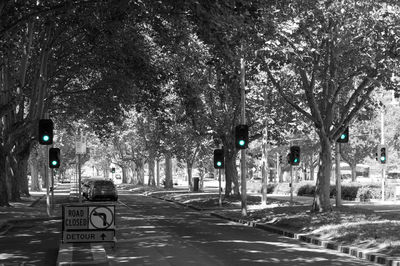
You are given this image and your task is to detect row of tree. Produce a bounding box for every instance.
[1,1,400,212]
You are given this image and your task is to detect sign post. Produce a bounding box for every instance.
[75,133,87,202]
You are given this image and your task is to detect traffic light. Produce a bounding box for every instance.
[111,167,116,173]
[49,148,60,168]
[235,124,248,149]
[337,127,349,143]
[289,146,300,165]
[213,149,224,169]
[379,146,387,164]
[279,155,282,164]
[38,119,53,145]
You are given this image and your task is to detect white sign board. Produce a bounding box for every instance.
[63,206,89,230]
[62,204,115,243]
[75,134,87,154]
[63,230,114,243]
[89,206,115,229]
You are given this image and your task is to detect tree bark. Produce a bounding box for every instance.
[136,159,145,185]
[224,147,239,196]
[165,154,173,188]
[121,166,128,184]
[313,135,333,212]
[156,159,160,187]
[186,161,193,189]
[350,163,357,182]
[0,150,9,206]
[148,159,155,186]
[29,156,41,191]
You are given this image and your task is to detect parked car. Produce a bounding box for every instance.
[83,179,118,201]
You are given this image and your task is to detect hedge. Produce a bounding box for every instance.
[276,181,397,201]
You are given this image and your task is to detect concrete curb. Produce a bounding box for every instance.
[150,194,400,266]
[210,212,400,266]
[56,243,109,266]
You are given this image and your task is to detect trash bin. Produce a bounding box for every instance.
[193,177,199,192]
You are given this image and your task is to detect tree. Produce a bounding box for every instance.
[262,1,400,211]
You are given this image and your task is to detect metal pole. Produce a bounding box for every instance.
[51,168,55,213]
[240,46,247,217]
[381,109,385,201]
[78,154,82,203]
[219,169,222,207]
[290,165,293,204]
[45,145,50,216]
[335,142,341,207]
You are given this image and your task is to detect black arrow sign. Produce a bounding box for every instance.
[101,233,106,240]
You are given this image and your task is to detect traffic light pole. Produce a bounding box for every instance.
[381,110,385,201]
[290,165,293,204]
[51,168,54,213]
[45,145,51,217]
[218,169,222,207]
[78,153,82,203]
[335,142,342,207]
[240,47,247,217]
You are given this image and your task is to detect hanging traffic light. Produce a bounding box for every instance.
[289,146,300,165]
[38,119,53,145]
[379,146,387,164]
[337,127,349,143]
[213,149,224,169]
[49,148,60,168]
[235,124,248,149]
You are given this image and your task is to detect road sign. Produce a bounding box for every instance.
[63,206,89,230]
[89,206,115,229]
[63,230,115,243]
[62,204,116,243]
[75,133,87,154]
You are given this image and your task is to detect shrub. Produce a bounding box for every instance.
[267,183,277,194]
[297,184,315,196]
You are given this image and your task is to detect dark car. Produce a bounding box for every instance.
[84,179,118,201]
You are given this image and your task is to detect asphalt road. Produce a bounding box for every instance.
[107,191,378,266]
[0,218,61,265]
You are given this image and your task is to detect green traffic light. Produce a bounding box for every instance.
[294,158,298,163]
[51,160,58,166]
[42,135,50,142]
[239,140,245,146]
[217,161,222,167]
[380,156,386,162]
[340,134,346,140]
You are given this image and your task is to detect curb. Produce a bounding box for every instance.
[29,194,46,207]
[209,212,400,266]
[150,194,400,266]
[56,243,109,266]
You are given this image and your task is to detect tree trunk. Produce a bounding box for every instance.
[29,155,41,192]
[148,159,155,186]
[129,164,137,184]
[156,159,160,187]
[0,150,9,206]
[136,159,145,185]
[122,166,128,184]
[165,154,173,188]
[186,161,193,189]
[9,153,20,201]
[18,152,30,196]
[224,147,239,196]
[310,162,315,181]
[350,163,357,182]
[313,135,333,212]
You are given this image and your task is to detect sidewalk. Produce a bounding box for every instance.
[0,186,109,266]
[148,190,400,266]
